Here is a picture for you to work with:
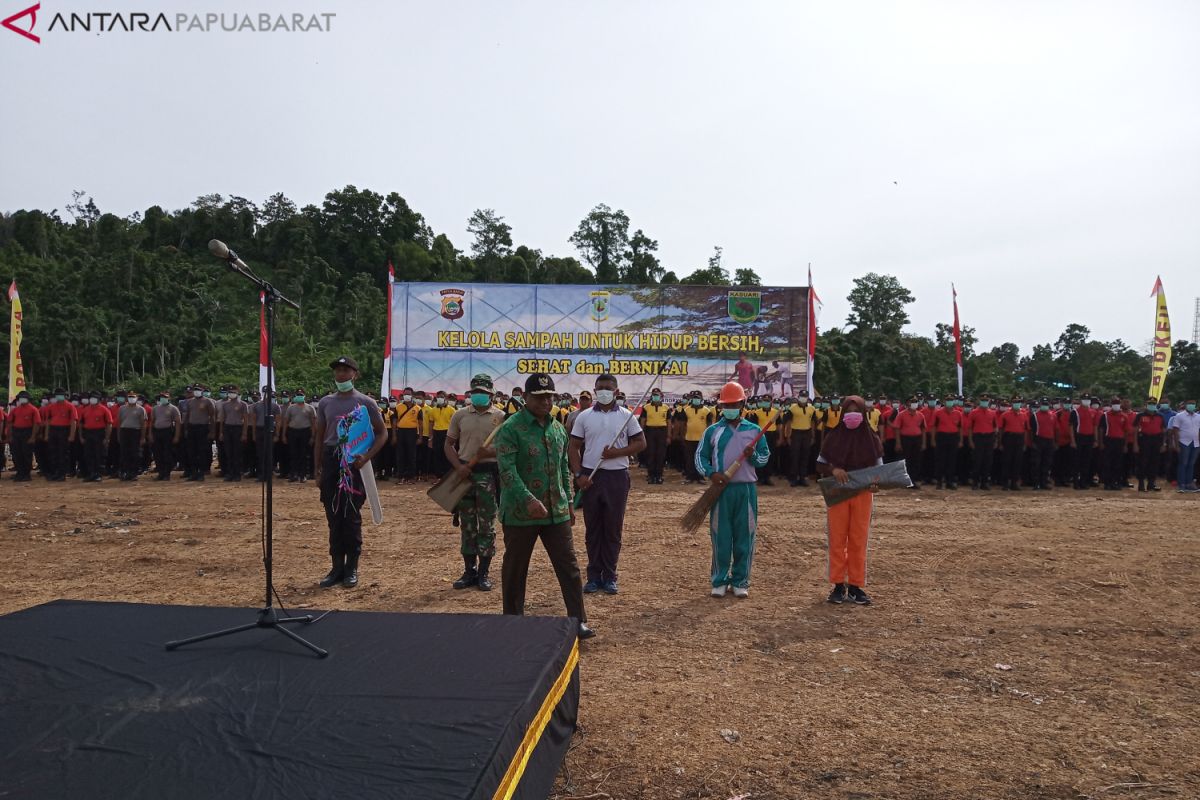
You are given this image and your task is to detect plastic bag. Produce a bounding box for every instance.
[817,460,913,507]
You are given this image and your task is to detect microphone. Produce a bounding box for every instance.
[209,239,248,271]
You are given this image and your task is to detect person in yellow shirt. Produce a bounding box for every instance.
[681,390,713,484]
[864,395,883,432]
[392,386,422,483]
[379,395,397,479]
[639,387,671,484]
[783,391,817,486]
[426,390,457,476]
[746,395,778,486]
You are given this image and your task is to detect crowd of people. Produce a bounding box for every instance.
[2,385,1199,494]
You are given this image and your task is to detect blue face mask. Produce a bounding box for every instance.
[1160,403,1170,411]
[335,379,354,392]
[1013,402,1023,411]
[471,393,491,408]
[722,408,741,421]
[293,396,305,403]
[1187,404,1197,413]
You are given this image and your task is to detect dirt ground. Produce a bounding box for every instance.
[2,474,1198,800]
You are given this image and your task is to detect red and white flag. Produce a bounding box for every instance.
[952,284,963,396]
[807,264,820,398]
[259,291,274,392]
[381,261,395,398]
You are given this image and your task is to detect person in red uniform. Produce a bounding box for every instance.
[77,391,113,482]
[879,397,898,462]
[1134,397,1166,492]
[1027,398,1058,490]
[6,391,41,481]
[1121,399,1137,488]
[918,395,938,485]
[1052,398,1074,487]
[997,395,1029,491]
[1098,396,1129,490]
[890,397,927,489]
[41,388,79,482]
[931,394,964,489]
[965,393,998,490]
[1070,394,1099,489]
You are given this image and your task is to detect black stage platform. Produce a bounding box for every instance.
[0,600,580,800]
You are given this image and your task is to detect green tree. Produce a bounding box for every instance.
[569,204,629,283]
[846,273,915,334]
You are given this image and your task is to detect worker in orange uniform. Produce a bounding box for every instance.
[817,395,883,606]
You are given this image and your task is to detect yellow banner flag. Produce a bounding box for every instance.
[1149,276,1171,402]
[8,281,25,399]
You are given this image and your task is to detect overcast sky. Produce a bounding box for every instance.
[2,1,1197,353]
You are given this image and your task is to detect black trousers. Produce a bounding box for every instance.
[582,469,630,584]
[289,428,312,479]
[119,428,141,478]
[934,432,959,485]
[1001,433,1025,486]
[46,426,71,479]
[1030,437,1055,488]
[10,427,34,478]
[223,426,244,480]
[82,429,106,480]
[643,427,667,479]
[900,435,923,481]
[683,440,701,481]
[789,429,813,481]
[1074,434,1095,487]
[431,429,449,477]
[1103,437,1126,488]
[153,428,174,478]
[395,428,417,478]
[187,424,212,476]
[255,428,273,478]
[501,521,586,623]
[1138,434,1162,485]
[320,446,365,557]
[971,434,995,486]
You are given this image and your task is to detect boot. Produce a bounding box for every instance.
[319,553,344,588]
[477,557,493,592]
[453,555,478,589]
[342,552,359,588]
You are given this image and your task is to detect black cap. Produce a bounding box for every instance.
[330,355,359,371]
[525,373,556,395]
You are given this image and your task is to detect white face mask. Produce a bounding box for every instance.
[402,395,412,403]
[193,390,203,398]
[17,398,28,406]
[88,397,99,405]
[435,398,445,407]
[909,403,918,411]
[1111,404,1121,412]
[594,389,615,405]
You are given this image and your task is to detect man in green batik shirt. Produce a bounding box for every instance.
[495,372,594,640]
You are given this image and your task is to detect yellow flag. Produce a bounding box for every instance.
[7,281,25,399]
[1149,276,1171,402]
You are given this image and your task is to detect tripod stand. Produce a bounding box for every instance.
[165,240,327,658]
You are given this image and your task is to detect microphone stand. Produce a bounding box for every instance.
[166,248,327,658]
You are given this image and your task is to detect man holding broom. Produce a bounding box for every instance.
[695,382,771,598]
[444,373,505,591]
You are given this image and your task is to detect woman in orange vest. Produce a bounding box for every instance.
[817,395,883,605]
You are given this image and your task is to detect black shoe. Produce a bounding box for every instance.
[453,569,478,589]
[583,580,600,594]
[577,623,596,640]
[1149,484,1161,492]
[602,581,619,595]
[475,557,493,591]
[451,512,460,528]
[1138,482,1146,492]
[342,554,359,588]
[827,584,847,604]
[947,483,957,490]
[847,585,872,605]
[980,483,991,491]
[789,480,801,487]
[319,554,344,588]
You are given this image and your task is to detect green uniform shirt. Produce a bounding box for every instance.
[495,407,572,527]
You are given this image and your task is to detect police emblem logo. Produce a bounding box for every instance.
[440,288,466,320]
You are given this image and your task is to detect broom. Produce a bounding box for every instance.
[427,420,504,513]
[679,409,779,533]
[573,364,667,509]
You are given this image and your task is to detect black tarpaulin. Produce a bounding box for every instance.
[0,601,579,800]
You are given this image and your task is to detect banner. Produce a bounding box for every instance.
[389,283,808,398]
[258,292,275,392]
[1149,276,1171,402]
[807,265,819,398]
[381,262,395,398]
[8,281,24,399]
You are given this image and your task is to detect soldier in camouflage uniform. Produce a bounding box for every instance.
[444,373,506,591]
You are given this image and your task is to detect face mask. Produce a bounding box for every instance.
[402,394,412,403]
[651,395,661,404]
[88,397,99,405]
[202,391,211,398]
[158,398,168,406]
[294,396,305,403]
[595,389,615,405]
[1081,400,1091,408]
[1054,403,1063,410]
[798,399,808,406]
[892,403,900,411]
[691,398,702,407]
[842,412,864,429]
[470,393,491,408]
[116,397,127,404]
[1187,404,1196,413]
[335,379,355,392]
[1013,403,1023,410]
[1160,404,1170,411]
[54,394,65,402]
[927,400,937,408]
[388,400,398,407]
[17,398,28,405]
[1040,405,1049,412]
[219,392,228,399]
[435,398,445,406]
[721,408,741,421]
[1111,404,1121,412]
[616,398,626,407]
[192,390,202,398]
[831,399,841,407]
[136,398,144,406]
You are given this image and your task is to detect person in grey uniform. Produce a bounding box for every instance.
[219,384,250,482]
[282,388,317,482]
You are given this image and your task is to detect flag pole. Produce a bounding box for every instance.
[952,284,963,396]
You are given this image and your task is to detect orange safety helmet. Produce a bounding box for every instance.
[718,382,747,404]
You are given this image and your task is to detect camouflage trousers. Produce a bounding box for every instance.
[454,469,498,558]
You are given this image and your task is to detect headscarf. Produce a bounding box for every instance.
[819,394,883,471]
